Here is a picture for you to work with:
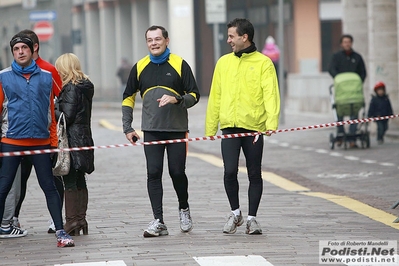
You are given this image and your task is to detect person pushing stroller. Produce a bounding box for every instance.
[329,34,367,148]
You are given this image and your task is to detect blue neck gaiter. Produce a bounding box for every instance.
[149,47,170,64]
[12,60,37,74]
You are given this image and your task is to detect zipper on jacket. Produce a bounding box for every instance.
[26,77,33,138]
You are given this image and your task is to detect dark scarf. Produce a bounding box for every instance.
[150,47,170,64]
[12,59,37,74]
[344,49,353,56]
[235,42,257,58]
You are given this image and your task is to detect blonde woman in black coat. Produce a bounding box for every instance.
[55,53,94,236]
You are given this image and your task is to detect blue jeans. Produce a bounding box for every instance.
[376,120,389,141]
[0,143,63,230]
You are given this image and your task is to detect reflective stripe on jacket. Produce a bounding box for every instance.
[122,54,200,133]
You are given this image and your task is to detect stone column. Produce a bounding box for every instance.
[131,0,149,63]
[367,0,398,110]
[342,0,368,54]
[149,0,168,27]
[167,0,195,72]
[341,0,368,84]
[72,5,86,71]
[99,0,117,98]
[84,2,102,92]
[115,0,133,70]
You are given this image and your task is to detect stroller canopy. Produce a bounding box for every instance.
[334,72,364,105]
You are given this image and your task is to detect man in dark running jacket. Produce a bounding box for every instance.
[122,25,200,237]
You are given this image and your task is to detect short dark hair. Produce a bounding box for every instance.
[19,29,40,53]
[145,25,168,39]
[340,34,353,44]
[227,18,254,42]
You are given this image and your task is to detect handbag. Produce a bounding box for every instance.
[52,112,70,176]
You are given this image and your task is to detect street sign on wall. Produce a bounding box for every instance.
[205,0,226,24]
[33,21,54,42]
[29,10,57,21]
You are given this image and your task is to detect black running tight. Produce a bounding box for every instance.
[144,131,189,223]
[221,128,264,217]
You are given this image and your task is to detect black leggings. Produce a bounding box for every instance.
[14,157,64,218]
[144,131,189,222]
[221,128,264,217]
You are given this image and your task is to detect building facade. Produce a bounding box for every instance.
[0,0,398,121]
[0,0,72,67]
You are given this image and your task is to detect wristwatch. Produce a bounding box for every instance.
[175,95,183,104]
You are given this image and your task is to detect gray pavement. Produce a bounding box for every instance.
[1,97,399,266]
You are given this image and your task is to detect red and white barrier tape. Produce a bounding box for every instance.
[0,114,398,157]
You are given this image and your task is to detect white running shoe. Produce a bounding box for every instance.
[143,219,169,237]
[245,217,262,235]
[223,211,244,234]
[179,207,193,233]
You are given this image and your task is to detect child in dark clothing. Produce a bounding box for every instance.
[367,81,393,144]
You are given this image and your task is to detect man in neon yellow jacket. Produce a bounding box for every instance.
[206,18,280,235]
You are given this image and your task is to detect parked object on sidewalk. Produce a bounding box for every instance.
[328,72,370,150]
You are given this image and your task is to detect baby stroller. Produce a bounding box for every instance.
[329,72,370,149]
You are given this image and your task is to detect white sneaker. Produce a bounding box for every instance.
[143,219,168,237]
[245,217,262,235]
[0,225,28,238]
[48,220,56,234]
[223,211,244,234]
[179,207,193,232]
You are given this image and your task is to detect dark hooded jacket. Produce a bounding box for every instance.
[328,50,367,82]
[368,94,393,118]
[56,79,95,174]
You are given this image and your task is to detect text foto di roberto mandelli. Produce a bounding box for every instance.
[327,240,394,246]
[319,240,397,265]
